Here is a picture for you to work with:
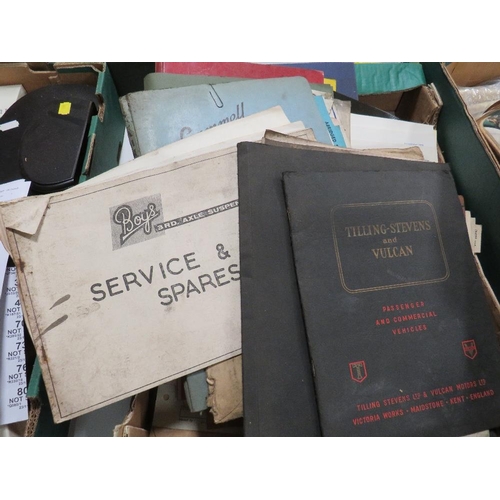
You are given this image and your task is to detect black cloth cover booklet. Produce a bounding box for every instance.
[237,141,448,436]
[283,169,500,436]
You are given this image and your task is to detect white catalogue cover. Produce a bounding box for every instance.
[0,147,244,423]
[0,105,312,424]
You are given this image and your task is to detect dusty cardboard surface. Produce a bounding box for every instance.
[359,85,442,126]
[150,428,215,437]
[447,62,500,88]
[396,85,442,126]
[0,420,27,437]
[0,63,99,93]
[360,92,403,114]
[206,356,243,424]
[113,391,151,437]
[475,255,500,343]
[150,379,243,436]
[441,64,500,177]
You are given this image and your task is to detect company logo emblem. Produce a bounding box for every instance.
[349,361,367,383]
[110,194,164,250]
[462,340,478,360]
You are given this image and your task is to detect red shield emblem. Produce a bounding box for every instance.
[349,361,367,383]
[462,340,478,360]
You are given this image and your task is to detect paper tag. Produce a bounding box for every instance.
[473,224,482,254]
[58,102,72,115]
[324,78,337,91]
[470,217,476,250]
[0,120,19,132]
[0,267,27,426]
[0,180,31,426]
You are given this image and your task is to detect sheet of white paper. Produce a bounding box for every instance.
[119,129,134,165]
[0,84,26,118]
[0,180,31,291]
[350,114,438,162]
[80,106,294,189]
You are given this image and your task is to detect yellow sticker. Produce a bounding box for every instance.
[58,102,72,115]
[324,78,337,91]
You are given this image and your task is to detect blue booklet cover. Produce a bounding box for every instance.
[314,95,346,148]
[120,76,331,156]
[278,63,358,100]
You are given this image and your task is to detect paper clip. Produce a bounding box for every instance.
[209,85,224,108]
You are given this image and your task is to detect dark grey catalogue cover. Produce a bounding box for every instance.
[283,169,500,436]
[236,141,448,436]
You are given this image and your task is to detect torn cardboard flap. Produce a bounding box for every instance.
[151,379,243,436]
[206,356,243,424]
[54,62,104,73]
[360,92,405,114]
[396,85,443,127]
[360,84,442,126]
[0,63,99,93]
[474,255,500,342]
[113,391,151,437]
[446,63,500,88]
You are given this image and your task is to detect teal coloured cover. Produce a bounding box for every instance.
[184,370,209,413]
[355,63,426,96]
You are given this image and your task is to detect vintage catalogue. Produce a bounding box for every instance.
[120,76,331,156]
[237,142,448,437]
[0,146,246,423]
[283,169,500,436]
